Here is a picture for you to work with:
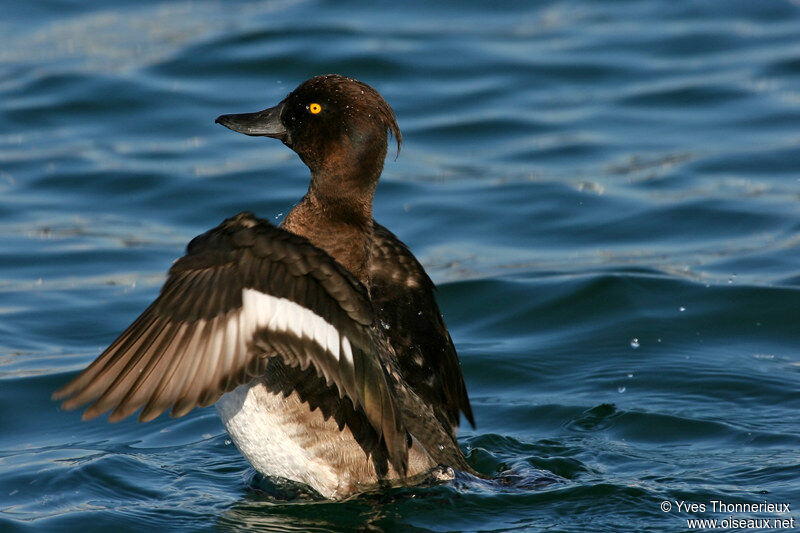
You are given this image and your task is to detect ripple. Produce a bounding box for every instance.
[2,0,800,530]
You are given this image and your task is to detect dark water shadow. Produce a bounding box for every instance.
[213,464,564,532]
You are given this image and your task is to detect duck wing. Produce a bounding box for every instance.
[53,211,408,474]
[369,221,475,431]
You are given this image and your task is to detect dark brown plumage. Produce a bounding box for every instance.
[54,74,475,497]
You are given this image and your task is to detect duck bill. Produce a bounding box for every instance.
[215,103,287,139]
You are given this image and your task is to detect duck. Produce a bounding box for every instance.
[53,74,476,499]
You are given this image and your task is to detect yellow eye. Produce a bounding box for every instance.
[308,103,322,114]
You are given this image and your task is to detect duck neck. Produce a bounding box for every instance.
[305,172,375,226]
[307,135,387,224]
[282,143,387,286]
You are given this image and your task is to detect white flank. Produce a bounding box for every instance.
[216,382,342,498]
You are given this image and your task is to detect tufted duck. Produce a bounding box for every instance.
[53,74,476,499]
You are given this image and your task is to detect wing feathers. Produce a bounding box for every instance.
[84,319,174,420]
[54,309,157,406]
[110,321,189,422]
[69,313,163,415]
[55,212,408,474]
[139,322,197,422]
[165,319,208,416]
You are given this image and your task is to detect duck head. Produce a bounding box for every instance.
[216,74,401,199]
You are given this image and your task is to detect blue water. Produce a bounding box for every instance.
[2,1,799,531]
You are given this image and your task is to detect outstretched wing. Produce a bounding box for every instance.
[54,212,408,473]
[369,222,474,431]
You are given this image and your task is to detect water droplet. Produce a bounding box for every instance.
[657,338,662,343]
[679,306,686,312]
[438,444,444,451]
[380,320,390,330]
[630,338,640,349]
[627,373,633,378]
[617,385,626,393]
[224,439,231,445]
[728,274,736,284]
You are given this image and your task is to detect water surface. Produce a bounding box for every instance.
[1,1,799,531]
